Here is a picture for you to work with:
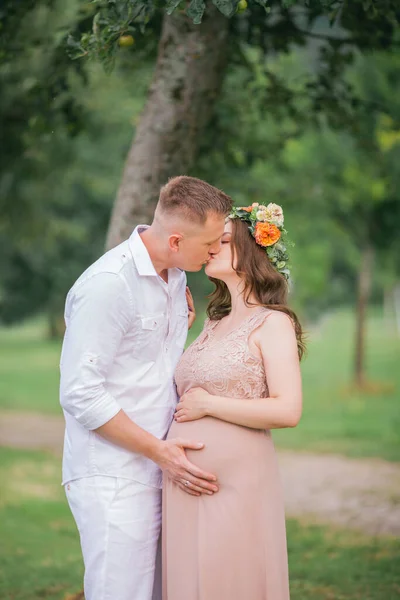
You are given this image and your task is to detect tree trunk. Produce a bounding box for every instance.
[354,244,373,387]
[383,284,391,324]
[106,8,230,250]
[394,282,400,337]
[47,310,66,340]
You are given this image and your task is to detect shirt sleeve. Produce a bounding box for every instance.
[60,272,133,430]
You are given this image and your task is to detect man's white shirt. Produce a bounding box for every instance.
[60,225,188,489]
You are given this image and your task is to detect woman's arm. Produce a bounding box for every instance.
[175,311,302,430]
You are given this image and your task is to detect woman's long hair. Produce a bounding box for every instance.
[207,218,306,360]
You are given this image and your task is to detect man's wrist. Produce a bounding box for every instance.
[145,437,165,465]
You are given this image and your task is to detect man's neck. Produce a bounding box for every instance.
[140,227,171,278]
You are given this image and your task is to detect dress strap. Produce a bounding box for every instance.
[242,309,273,338]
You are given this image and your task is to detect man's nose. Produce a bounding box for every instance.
[209,241,222,256]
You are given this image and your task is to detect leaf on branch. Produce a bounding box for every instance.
[212,0,237,18]
[254,0,271,13]
[66,35,86,60]
[66,34,83,51]
[187,0,206,24]
[166,0,182,16]
[362,0,373,11]
[93,12,102,38]
[329,6,341,26]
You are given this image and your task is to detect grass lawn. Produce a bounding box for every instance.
[0,309,399,461]
[0,448,82,600]
[0,447,399,600]
[0,318,62,416]
[273,309,400,462]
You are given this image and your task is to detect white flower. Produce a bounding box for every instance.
[252,202,259,207]
[265,203,284,227]
[256,208,268,221]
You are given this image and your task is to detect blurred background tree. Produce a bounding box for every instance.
[0,0,151,334]
[0,0,399,387]
[68,0,400,248]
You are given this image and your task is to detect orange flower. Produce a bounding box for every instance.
[238,206,253,213]
[255,222,281,247]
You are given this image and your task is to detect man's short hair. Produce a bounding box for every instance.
[158,176,232,223]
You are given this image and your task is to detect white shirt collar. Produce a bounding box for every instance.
[128,225,158,277]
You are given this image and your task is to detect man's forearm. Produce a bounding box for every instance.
[96,408,220,497]
[94,410,164,463]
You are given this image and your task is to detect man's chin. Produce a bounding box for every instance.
[183,263,205,273]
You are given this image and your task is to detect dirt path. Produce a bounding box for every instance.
[1,410,399,537]
[278,451,400,536]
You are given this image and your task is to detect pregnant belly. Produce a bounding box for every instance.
[167,416,274,482]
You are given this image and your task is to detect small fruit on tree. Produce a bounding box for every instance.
[118,35,135,48]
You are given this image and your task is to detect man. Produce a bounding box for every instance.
[60,176,233,600]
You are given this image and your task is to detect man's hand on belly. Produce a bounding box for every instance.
[151,438,219,497]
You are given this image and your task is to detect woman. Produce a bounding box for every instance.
[162,202,305,600]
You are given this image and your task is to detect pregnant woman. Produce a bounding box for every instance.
[162,203,305,600]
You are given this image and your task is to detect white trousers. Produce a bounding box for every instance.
[65,476,162,600]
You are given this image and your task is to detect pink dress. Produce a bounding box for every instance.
[162,309,290,600]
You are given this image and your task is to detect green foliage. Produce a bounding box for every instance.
[0,57,151,327]
[275,50,400,271]
[187,0,207,24]
[0,1,104,259]
[68,0,400,69]
[0,2,87,327]
[1,0,399,326]
[67,0,153,72]
[211,0,239,18]
[191,43,400,313]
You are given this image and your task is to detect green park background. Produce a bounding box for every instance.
[1,1,400,599]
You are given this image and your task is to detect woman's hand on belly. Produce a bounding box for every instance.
[175,387,212,422]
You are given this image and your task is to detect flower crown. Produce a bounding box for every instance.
[229,202,291,281]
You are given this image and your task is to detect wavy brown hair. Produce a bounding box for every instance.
[207,218,306,360]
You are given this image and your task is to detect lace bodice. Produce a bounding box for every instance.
[175,309,271,399]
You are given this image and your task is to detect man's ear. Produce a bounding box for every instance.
[168,234,183,252]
